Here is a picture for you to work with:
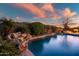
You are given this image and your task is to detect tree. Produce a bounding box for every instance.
[63,17,70,31]
[62,9,76,31]
[30,22,45,35]
[63,16,77,31]
[51,26,57,32]
[0,18,14,38]
[14,22,30,33]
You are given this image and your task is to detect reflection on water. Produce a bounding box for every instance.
[61,35,69,48]
[28,35,79,56]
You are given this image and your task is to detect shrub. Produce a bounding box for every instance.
[0,36,20,56]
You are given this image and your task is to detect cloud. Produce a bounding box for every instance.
[41,3,55,13]
[12,4,77,20]
[16,16,20,20]
[41,3,58,19]
[13,3,46,18]
[14,16,22,22]
[13,3,58,19]
[62,8,77,18]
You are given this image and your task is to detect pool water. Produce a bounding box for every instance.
[28,35,79,56]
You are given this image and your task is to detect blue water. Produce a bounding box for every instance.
[28,34,79,56]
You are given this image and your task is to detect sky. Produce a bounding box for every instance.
[0,3,79,27]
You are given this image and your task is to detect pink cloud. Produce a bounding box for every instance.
[12,4,77,20]
[62,8,76,18]
[13,3,46,18]
[41,3,58,19]
[13,3,57,19]
[41,3,55,13]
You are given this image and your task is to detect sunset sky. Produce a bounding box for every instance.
[0,3,79,27]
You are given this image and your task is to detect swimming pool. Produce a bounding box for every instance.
[28,34,79,56]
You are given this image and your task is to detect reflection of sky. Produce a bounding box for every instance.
[67,35,79,46]
[42,35,79,55]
